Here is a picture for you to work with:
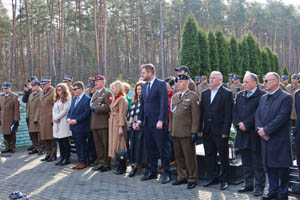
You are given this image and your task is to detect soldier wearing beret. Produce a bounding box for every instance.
[40,78,57,162]
[0,82,20,153]
[62,75,73,96]
[227,73,234,89]
[26,81,42,154]
[174,66,197,93]
[286,74,300,126]
[91,75,113,172]
[280,75,289,91]
[230,75,244,100]
[169,74,200,189]
[194,76,201,86]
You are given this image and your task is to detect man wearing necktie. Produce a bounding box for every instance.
[256,72,292,200]
[67,81,91,170]
[0,82,20,154]
[135,63,170,184]
[233,72,266,196]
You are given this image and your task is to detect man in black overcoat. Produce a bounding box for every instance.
[200,71,233,190]
[256,72,293,200]
[233,72,265,196]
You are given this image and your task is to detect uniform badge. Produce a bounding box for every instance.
[184,99,191,102]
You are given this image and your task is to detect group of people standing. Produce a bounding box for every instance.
[0,62,299,200]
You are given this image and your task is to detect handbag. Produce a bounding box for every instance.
[115,136,128,161]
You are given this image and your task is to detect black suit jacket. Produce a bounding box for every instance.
[199,85,233,136]
[233,87,265,151]
[139,78,169,127]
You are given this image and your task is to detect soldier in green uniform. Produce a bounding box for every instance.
[227,74,234,89]
[286,74,300,126]
[169,74,200,189]
[231,75,244,100]
[194,76,201,87]
[197,75,209,99]
[62,75,73,96]
[280,75,289,91]
[0,82,20,153]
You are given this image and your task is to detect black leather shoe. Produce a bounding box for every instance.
[55,158,64,166]
[29,150,38,155]
[161,173,171,184]
[187,182,197,189]
[238,186,254,193]
[27,146,34,151]
[100,167,111,172]
[47,156,57,162]
[220,181,229,190]
[93,165,104,171]
[203,179,219,187]
[141,173,157,181]
[252,190,263,197]
[9,149,15,153]
[38,151,45,155]
[60,159,70,166]
[261,193,278,200]
[172,179,187,185]
[1,149,9,153]
[41,155,50,161]
[128,168,137,177]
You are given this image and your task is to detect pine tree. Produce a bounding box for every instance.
[215,29,230,82]
[273,53,281,75]
[282,64,289,75]
[179,14,199,77]
[208,30,219,72]
[229,34,240,75]
[240,36,250,75]
[261,47,271,76]
[247,32,260,75]
[197,29,210,76]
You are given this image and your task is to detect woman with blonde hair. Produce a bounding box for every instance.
[108,80,128,175]
[53,83,72,166]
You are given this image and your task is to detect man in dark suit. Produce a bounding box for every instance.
[233,72,266,196]
[135,63,170,184]
[295,86,300,181]
[199,71,233,190]
[67,81,91,170]
[256,72,292,200]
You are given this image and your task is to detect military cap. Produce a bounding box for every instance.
[200,75,208,80]
[2,81,12,89]
[31,80,40,86]
[165,76,176,87]
[89,80,96,88]
[291,74,299,79]
[40,77,51,85]
[228,74,234,79]
[28,76,37,82]
[176,74,190,81]
[62,75,73,82]
[281,75,289,80]
[233,75,240,80]
[175,65,190,74]
[194,76,201,81]
[94,75,105,81]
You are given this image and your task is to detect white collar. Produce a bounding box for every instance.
[148,77,156,86]
[210,83,222,92]
[76,92,84,100]
[269,87,280,95]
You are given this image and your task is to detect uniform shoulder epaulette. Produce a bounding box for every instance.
[189,90,198,96]
[223,86,232,92]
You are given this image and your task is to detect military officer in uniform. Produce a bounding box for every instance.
[90,75,113,172]
[169,74,200,189]
[0,82,20,153]
[280,75,289,91]
[40,78,56,162]
[22,76,37,151]
[194,76,201,86]
[227,74,234,89]
[174,66,197,93]
[197,75,209,99]
[26,80,42,154]
[63,75,73,96]
[286,74,300,126]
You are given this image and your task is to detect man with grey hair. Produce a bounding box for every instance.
[200,71,233,190]
[256,72,292,200]
[233,72,266,196]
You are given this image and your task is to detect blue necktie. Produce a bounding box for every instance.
[146,82,151,98]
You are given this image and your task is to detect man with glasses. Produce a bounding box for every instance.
[256,72,292,200]
[67,81,91,170]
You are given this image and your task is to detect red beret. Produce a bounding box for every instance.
[94,75,105,81]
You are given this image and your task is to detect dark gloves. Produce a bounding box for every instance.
[34,121,38,125]
[26,118,29,126]
[191,133,198,144]
[90,105,96,112]
[14,120,19,127]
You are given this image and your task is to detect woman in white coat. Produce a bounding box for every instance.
[53,83,72,166]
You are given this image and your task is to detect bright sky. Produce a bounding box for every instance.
[2,0,299,18]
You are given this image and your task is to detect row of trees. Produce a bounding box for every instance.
[180,14,281,82]
[0,0,299,89]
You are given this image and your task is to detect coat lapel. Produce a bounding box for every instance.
[110,96,122,108]
[210,86,223,105]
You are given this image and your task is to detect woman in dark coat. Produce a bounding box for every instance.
[128,81,148,177]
